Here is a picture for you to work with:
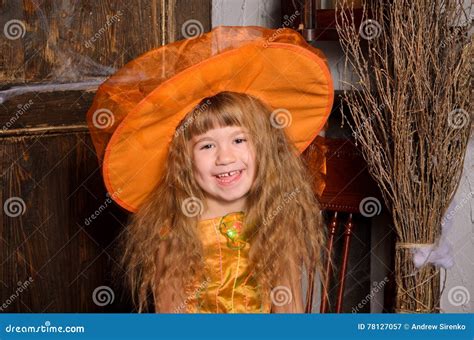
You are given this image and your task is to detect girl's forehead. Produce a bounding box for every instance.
[192,125,248,139]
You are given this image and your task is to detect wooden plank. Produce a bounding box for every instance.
[165,0,211,42]
[0,0,210,84]
[0,0,211,133]
[0,132,131,312]
[0,0,212,312]
[0,86,96,137]
[2,0,151,83]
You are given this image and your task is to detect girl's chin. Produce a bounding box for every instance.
[204,188,250,203]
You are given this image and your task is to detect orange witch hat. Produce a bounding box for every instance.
[86,25,334,212]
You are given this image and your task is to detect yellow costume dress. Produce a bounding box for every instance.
[185,211,271,313]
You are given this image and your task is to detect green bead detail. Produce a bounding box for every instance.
[218,211,247,250]
[226,229,237,239]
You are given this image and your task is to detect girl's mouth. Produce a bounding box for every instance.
[214,170,243,186]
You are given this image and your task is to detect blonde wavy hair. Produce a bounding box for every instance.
[119,91,327,312]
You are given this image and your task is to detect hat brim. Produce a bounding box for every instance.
[103,41,334,212]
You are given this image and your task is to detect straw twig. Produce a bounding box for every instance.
[335,0,472,312]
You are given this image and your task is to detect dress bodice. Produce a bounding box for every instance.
[185,211,271,313]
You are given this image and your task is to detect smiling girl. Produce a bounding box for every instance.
[190,124,256,220]
[127,91,327,313]
[86,26,334,313]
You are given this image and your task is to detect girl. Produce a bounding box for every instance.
[123,91,326,313]
[86,26,334,313]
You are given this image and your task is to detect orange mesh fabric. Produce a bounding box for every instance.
[86,25,334,212]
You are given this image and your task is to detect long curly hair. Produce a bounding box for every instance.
[119,91,327,312]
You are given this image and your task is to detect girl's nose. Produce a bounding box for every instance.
[215,146,236,165]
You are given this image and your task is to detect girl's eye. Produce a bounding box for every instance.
[234,138,247,144]
[199,144,213,150]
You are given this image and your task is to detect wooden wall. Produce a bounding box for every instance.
[0,0,211,312]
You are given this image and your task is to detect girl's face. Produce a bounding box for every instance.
[190,125,256,210]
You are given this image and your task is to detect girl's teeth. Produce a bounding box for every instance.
[216,170,242,184]
[218,170,239,178]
